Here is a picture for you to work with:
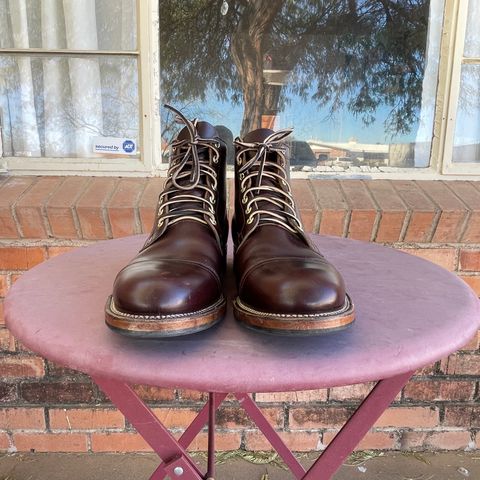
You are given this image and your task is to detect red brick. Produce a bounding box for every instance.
[311,180,348,237]
[19,382,95,404]
[245,431,319,452]
[459,250,480,272]
[291,180,317,232]
[13,433,88,452]
[447,181,480,242]
[138,178,165,233]
[392,181,436,242]
[418,181,467,242]
[0,275,7,297]
[460,276,480,296]
[47,246,78,258]
[399,248,457,271]
[91,432,151,452]
[323,430,397,450]
[0,177,36,238]
[0,408,45,430]
[46,177,89,239]
[49,408,124,430]
[416,362,437,375]
[107,178,145,238]
[152,408,199,429]
[329,382,374,401]
[0,246,47,270]
[255,390,328,403]
[367,180,407,242]
[184,431,242,451]
[0,383,17,403]
[0,356,45,378]
[340,180,378,241]
[76,178,117,239]
[216,406,283,429]
[374,406,438,428]
[0,328,16,351]
[444,405,480,428]
[440,354,480,375]
[424,431,472,450]
[132,385,175,402]
[178,389,209,402]
[15,177,63,238]
[403,380,475,401]
[400,431,427,449]
[0,432,10,451]
[289,406,353,429]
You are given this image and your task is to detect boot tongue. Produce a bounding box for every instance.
[243,128,274,143]
[177,121,218,141]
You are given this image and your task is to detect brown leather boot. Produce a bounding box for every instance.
[105,106,228,337]
[232,128,354,335]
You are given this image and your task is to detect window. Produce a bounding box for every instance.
[0,0,160,175]
[442,0,480,174]
[0,0,478,178]
[159,0,444,173]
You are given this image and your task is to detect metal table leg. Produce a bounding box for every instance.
[95,371,413,480]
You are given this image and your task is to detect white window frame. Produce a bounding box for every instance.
[0,0,479,179]
[0,0,161,176]
[439,0,480,175]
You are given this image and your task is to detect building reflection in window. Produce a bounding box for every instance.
[159,0,443,170]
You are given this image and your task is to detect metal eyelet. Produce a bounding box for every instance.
[239,173,244,180]
[211,218,217,225]
[157,219,164,227]
[242,196,248,204]
[241,186,246,193]
[210,196,216,204]
[236,158,242,166]
[246,216,254,224]
[246,206,251,214]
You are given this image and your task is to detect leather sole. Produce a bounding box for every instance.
[105,295,226,338]
[233,295,355,336]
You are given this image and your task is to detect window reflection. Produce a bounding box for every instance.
[160,0,443,171]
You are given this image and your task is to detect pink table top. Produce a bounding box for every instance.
[5,235,480,393]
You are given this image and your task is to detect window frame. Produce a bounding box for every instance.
[439,0,480,175]
[0,0,478,179]
[0,0,161,176]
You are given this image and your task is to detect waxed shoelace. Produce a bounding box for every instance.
[234,129,304,243]
[156,105,221,230]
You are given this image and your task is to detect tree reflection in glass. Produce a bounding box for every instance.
[160,0,442,169]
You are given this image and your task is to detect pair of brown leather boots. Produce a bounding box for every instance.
[105,106,354,337]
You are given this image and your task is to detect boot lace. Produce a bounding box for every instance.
[156,104,221,230]
[234,129,304,240]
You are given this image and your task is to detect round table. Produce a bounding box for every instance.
[5,235,479,480]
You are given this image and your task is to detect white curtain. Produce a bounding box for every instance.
[0,0,137,158]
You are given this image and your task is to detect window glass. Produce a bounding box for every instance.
[0,1,139,159]
[159,0,444,172]
[0,0,137,51]
[0,55,139,157]
[452,64,480,163]
[464,0,480,58]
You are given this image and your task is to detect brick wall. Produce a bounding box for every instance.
[0,175,479,454]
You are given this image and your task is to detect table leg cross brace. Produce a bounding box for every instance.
[94,371,413,480]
